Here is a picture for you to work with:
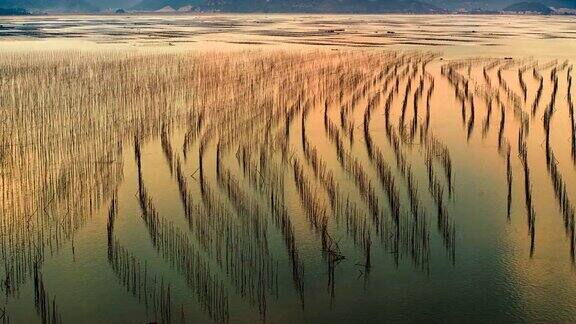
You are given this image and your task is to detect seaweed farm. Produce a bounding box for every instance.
[1,16,576,323]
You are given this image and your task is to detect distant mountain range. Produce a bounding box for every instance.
[429,0,574,10]
[0,6,28,13]
[132,0,201,11]
[502,1,553,12]
[0,0,139,12]
[134,0,443,13]
[1,0,575,13]
[0,0,97,11]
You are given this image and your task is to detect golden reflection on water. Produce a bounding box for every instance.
[0,15,576,322]
[2,14,576,60]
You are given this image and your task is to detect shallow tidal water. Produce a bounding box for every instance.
[1,14,576,323]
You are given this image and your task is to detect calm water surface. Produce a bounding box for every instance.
[0,14,576,323]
